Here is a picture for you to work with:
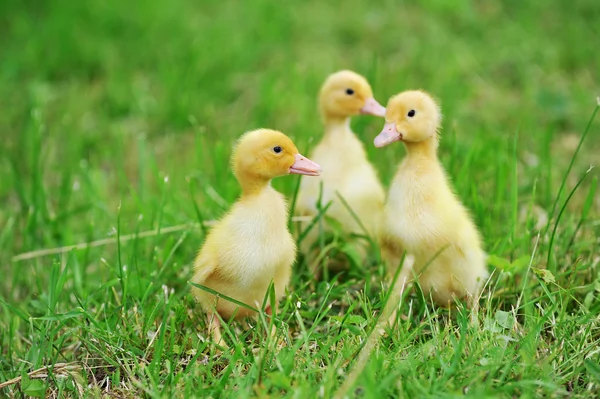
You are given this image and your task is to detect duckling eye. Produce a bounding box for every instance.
[407,110,416,117]
[345,88,354,95]
[273,146,283,154]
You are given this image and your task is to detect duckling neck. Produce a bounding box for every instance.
[238,174,271,198]
[323,115,352,139]
[404,137,438,160]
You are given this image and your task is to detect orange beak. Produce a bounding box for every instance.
[290,153,321,176]
[374,122,402,148]
[360,97,386,117]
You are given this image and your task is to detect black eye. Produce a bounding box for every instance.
[273,146,282,154]
[407,110,416,117]
[345,88,354,95]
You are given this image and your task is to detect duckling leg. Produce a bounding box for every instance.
[466,290,483,326]
[207,312,228,349]
[264,305,284,348]
[468,296,478,326]
[264,305,276,338]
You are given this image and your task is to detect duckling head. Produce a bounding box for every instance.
[319,70,386,121]
[233,129,321,187]
[374,90,442,148]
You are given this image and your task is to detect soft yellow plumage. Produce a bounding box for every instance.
[191,129,321,346]
[373,90,488,323]
[295,70,386,273]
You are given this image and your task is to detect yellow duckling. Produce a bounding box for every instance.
[374,90,488,320]
[191,129,321,345]
[295,70,386,272]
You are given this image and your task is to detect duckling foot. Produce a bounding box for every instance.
[467,295,481,327]
[208,312,229,350]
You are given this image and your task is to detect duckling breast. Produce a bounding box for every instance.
[220,189,296,284]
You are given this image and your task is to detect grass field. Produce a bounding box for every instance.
[1,0,600,397]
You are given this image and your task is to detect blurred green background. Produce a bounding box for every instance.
[1,0,599,397]
[1,0,598,248]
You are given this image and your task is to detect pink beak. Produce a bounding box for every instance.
[290,153,321,176]
[374,122,402,148]
[360,97,387,117]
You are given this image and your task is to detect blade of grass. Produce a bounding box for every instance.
[547,166,594,272]
[547,103,598,226]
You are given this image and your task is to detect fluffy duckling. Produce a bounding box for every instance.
[295,70,386,272]
[374,90,488,321]
[191,129,321,346]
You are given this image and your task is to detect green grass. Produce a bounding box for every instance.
[1,0,600,397]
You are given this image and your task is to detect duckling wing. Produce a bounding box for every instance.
[192,246,218,285]
[191,216,233,285]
